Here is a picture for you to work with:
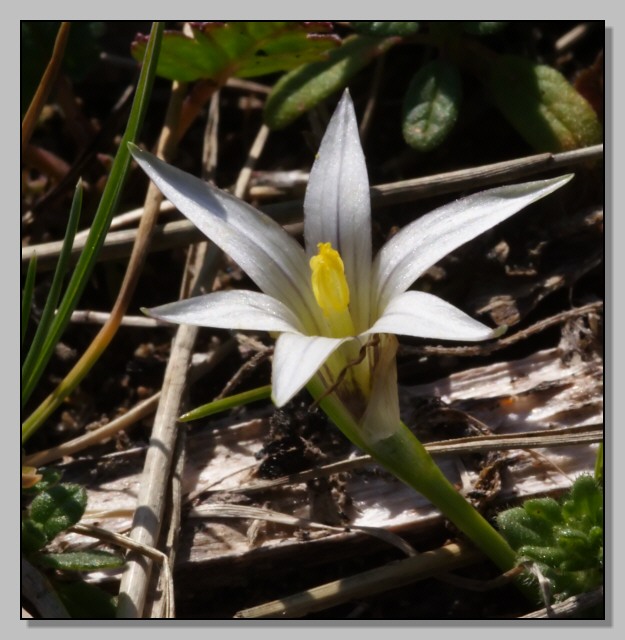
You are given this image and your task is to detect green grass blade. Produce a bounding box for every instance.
[21,181,83,406]
[21,253,38,346]
[21,22,164,443]
[179,385,273,422]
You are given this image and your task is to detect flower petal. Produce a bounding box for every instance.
[130,145,320,330]
[303,90,372,331]
[145,290,304,334]
[272,332,348,406]
[366,291,499,341]
[373,175,574,313]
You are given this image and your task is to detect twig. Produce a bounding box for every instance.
[519,586,604,618]
[555,23,593,52]
[22,144,604,271]
[71,523,174,618]
[399,300,603,358]
[234,541,482,618]
[22,22,71,148]
[198,424,603,495]
[23,339,235,468]
[117,95,273,619]
[359,54,385,142]
[70,310,162,327]
[24,393,160,468]
[187,503,417,558]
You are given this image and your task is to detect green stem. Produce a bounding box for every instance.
[306,376,520,577]
[370,422,517,572]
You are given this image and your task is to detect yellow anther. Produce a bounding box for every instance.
[310,242,350,317]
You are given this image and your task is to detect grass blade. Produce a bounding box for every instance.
[21,253,38,346]
[22,22,164,443]
[22,181,83,406]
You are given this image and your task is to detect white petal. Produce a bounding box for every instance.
[146,290,304,333]
[366,291,499,341]
[271,332,348,406]
[373,175,573,313]
[130,145,320,330]
[303,90,372,331]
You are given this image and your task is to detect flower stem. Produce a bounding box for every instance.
[307,378,529,594]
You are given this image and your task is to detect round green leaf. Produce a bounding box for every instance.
[402,60,462,152]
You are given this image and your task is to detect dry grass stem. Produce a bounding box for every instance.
[22,144,603,271]
[234,541,482,618]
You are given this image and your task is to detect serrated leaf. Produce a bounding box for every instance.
[37,550,125,572]
[462,22,508,36]
[264,35,397,130]
[486,54,603,151]
[55,581,117,618]
[131,22,340,82]
[402,60,462,152]
[29,484,87,541]
[22,518,48,554]
[351,22,420,37]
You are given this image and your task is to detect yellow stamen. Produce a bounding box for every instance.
[310,242,356,339]
[310,242,350,316]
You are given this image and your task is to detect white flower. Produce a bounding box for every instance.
[130,91,571,441]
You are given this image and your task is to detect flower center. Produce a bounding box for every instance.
[310,242,355,338]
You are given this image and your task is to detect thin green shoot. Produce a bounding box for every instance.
[179,385,272,422]
[22,180,83,407]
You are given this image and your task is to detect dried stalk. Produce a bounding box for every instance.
[116,95,273,619]
[22,143,604,271]
[234,541,482,618]
[200,425,603,496]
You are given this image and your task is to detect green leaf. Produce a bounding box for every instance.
[462,22,508,36]
[264,35,397,130]
[21,181,83,407]
[486,54,603,151]
[131,22,340,82]
[21,22,164,443]
[179,384,272,421]
[37,550,125,572]
[402,59,462,152]
[55,580,117,618]
[22,518,48,554]
[351,22,420,37]
[497,474,603,601]
[29,484,87,541]
[21,253,37,346]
